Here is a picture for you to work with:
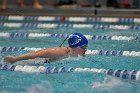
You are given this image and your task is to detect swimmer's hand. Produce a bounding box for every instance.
[4,56,16,63]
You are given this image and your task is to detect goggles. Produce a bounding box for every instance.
[80,44,88,49]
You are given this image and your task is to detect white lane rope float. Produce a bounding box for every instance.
[0,22,140,30]
[0,46,140,57]
[0,63,140,81]
[0,32,139,41]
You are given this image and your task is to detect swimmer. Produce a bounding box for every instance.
[4,33,88,63]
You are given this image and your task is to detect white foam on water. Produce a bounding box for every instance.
[0,58,5,64]
[91,76,140,93]
[25,81,53,93]
[14,58,46,65]
[0,91,10,93]
[62,55,84,61]
[92,76,124,89]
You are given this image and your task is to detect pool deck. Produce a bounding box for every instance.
[0,5,140,17]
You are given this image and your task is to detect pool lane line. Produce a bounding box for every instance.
[0,32,139,41]
[0,63,140,81]
[0,22,140,30]
[1,15,140,24]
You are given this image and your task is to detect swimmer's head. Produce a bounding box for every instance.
[68,33,88,48]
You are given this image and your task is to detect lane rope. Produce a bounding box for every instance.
[0,32,139,41]
[0,63,140,80]
[0,22,140,30]
[1,15,140,23]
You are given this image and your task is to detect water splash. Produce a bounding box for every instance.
[0,57,5,63]
[14,58,46,65]
[92,76,124,89]
[62,55,84,61]
[25,81,53,93]
[91,76,140,93]
[0,91,10,93]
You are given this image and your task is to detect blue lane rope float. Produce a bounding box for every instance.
[1,46,140,57]
[1,15,140,24]
[0,63,140,80]
[0,32,139,41]
[1,22,140,30]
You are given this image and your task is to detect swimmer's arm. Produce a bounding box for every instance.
[4,49,50,63]
[4,47,66,63]
[13,51,42,61]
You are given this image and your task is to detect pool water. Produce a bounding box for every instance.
[0,16,140,93]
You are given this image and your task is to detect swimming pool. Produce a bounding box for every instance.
[0,16,140,93]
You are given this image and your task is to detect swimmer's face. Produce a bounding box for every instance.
[75,44,88,57]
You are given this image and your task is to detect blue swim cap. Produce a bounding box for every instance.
[68,33,88,48]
